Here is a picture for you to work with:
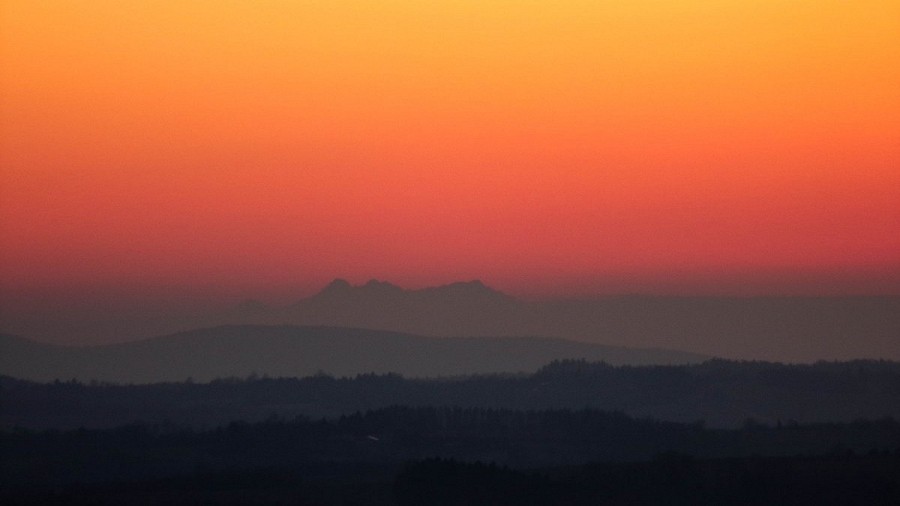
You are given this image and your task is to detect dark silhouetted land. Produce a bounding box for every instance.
[3,407,900,505]
[3,281,899,503]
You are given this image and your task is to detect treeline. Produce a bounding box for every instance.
[4,359,900,429]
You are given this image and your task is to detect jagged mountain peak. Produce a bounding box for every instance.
[310,278,511,301]
[322,278,352,291]
[313,278,403,299]
[423,279,513,300]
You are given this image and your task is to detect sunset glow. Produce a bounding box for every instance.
[2,0,899,298]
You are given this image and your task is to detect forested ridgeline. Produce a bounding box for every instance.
[394,454,900,506]
[3,359,900,429]
[3,407,900,504]
[395,453,900,506]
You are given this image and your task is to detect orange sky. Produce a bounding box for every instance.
[2,0,899,298]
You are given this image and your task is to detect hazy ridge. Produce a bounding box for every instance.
[4,280,898,362]
[0,325,705,383]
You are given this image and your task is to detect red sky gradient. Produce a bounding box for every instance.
[2,0,899,299]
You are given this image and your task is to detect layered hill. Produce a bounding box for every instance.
[4,358,900,430]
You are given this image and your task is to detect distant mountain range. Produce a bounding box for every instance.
[226,279,522,338]
[0,325,706,383]
[219,280,900,362]
[2,279,899,361]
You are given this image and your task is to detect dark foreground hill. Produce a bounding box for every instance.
[4,359,900,429]
[0,326,704,384]
[7,453,900,506]
[3,407,900,505]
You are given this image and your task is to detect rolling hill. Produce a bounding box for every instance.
[0,325,706,383]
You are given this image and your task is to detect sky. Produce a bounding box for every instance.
[2,0,899,302]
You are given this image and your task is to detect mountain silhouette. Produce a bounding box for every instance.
[302,278,515,307]
[0,326,706,383]
[224,279,525,337]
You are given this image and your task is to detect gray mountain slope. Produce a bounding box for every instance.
[0,326,706,383]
